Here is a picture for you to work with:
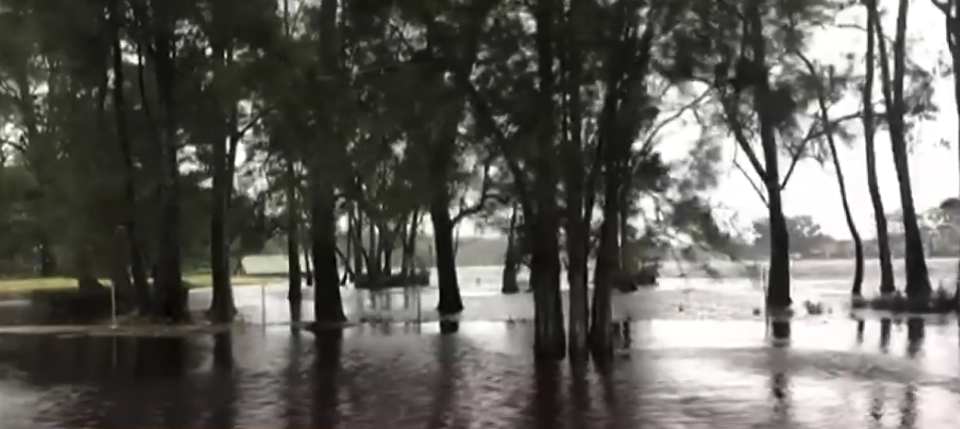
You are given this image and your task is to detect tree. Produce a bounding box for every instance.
[868,0,937,300]
[795,51,865,296]
[674,0,858,309]
[862,2,896,295]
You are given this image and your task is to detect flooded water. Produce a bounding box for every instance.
[1,264,959,428]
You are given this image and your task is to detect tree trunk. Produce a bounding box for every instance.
[401,210,420,277]
[351,205,364,279]
[74,245,99,292]
[501,206,520,294]
[945,9,960,308]
[830,138,864,296]
[208,126,235,323]
[367,221,379,282]
[560,0,590,359]
[431,194,463,316]
[872,0,932,299]
[802,54,866,297]
[310,180,346,324]
[302,241,313,287]
[531,0,566,360]
[150,12,186,323]
[37,238,56,277]
[381,227,394,275]
[285,158,302,305]
[109,0,150,313]
[591,172,619,357]
[746,0,791,309]
[764,190,792,308]
[863,4,896,294]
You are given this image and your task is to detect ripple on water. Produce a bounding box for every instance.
[0,319,959,428]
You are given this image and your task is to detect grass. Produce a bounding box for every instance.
[0,273,286,299]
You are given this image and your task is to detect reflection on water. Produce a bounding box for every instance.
[881,318,892,352]
[0,319,958,428]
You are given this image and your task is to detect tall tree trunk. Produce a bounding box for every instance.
[831,148,864,296]
[501,206,520,294]
[110,0,150,313]
[619,201,630,269]
[863,4,896,294]
[746,0,791,308]
[935,1,960,306]
[589,2,659,355]
[37,238,56,277]
[947,4,960,308]
[351,205,364,280]
[402,210,420,276]
[381,227,394,275]
[591,147,620,357]
[798,54,866,296]
[310,180,345,323]
[872,0,932,299]
[431,193,463,316]
[302,240,313,287]
[560,0,589,358]
[208,123,234,322]
[149,7,186,322]
[74,245,99,292]
[367,220,379,282]
[532,0,566,360]
[285,157,302,305]
[207,41,238,323]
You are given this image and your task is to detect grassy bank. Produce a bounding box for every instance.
[0,273,285,299]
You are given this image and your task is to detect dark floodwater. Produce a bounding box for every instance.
[0,317,959,428]
[2,265,960,428]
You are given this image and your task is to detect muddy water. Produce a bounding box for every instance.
[0,317,957,428]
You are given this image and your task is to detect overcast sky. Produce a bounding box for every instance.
[407,0,960,241]
[704,0,956,240]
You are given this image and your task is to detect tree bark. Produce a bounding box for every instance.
[109,0,150,313]
[501,206,520,294]
[351,205,364,280]
[207,117,235,323]
[149,4,186,322]
[872,0,932,299]
[863,3,896,294]
[285,158,302,305]
[310,180,345,324]
[560,0,590,359]
[746,0,791,308]
[799,53,866,297]
[37,238,56,277]
[531,0,566,360]
[832,148,865,297]
[591,161,619,357]
[431,194,463,316]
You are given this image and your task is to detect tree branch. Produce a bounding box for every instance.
[720,96,768,181]
[780,111,862,190]
[452,157,509,224]
[733,145,769,206]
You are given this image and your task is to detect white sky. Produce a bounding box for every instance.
[706,0,957,240]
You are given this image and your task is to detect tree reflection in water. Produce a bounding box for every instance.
[207,331,237,429]
[900,318,924,429]
[768,320,794,427]
[311,329,343,429]
[531,362,562,429]
[427,334,465,429]
[879,318,892,353]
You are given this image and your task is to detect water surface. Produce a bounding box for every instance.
[1,264,959,428]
